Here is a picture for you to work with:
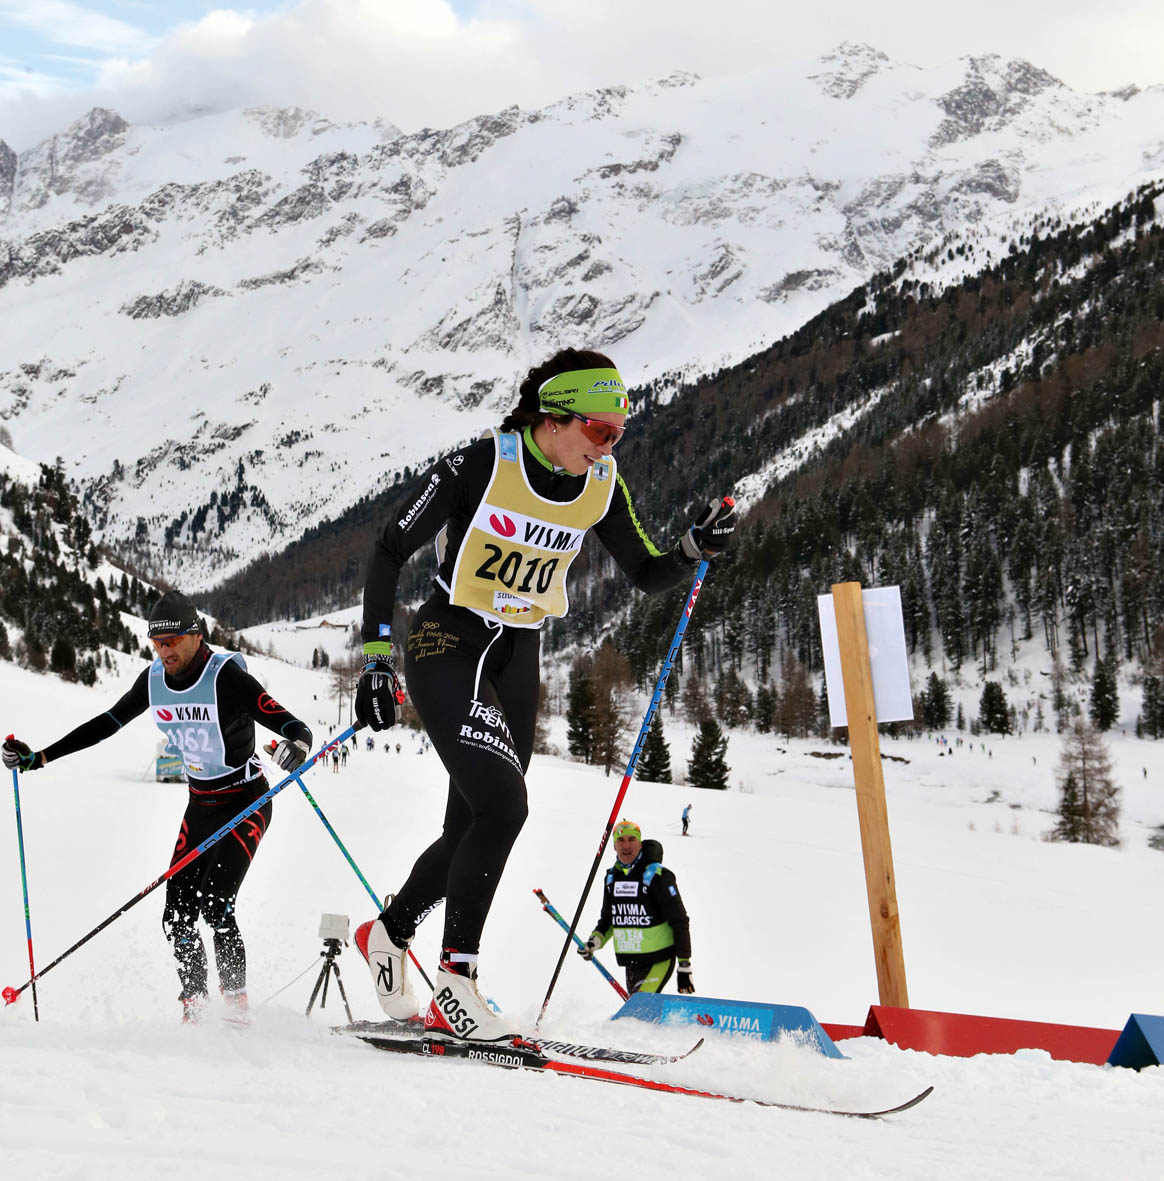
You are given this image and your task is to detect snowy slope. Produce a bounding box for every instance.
[1,652,1162,1179]
[3,46,1164,588]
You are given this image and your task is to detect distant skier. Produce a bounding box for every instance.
[681,802,692,836]
[578,819,694,996]
[2,590,312,1023]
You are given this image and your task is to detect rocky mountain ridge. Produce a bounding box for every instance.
[1,43,1163,592]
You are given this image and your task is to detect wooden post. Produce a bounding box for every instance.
[831,581,909,1009]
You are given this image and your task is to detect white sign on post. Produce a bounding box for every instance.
[817,585,914,728]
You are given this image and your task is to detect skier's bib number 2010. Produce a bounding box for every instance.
[473,543,560,596]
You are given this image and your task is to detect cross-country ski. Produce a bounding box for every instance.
[338,1018,704,1066]
[337,1027,934,1118]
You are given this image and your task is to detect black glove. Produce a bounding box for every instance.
[271,738,309,771]
[680,497,735,561]
[2,736,44,773]
[676,959,694,994]
[355,659,404,731]
[577,932,604,961]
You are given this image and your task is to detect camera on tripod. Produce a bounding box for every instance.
[319,913,350,943]
[307,913,353,1023]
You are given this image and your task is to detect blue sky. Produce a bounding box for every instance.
[2,2,208,92]
[0,3,473,93]
[2,1,1162,151]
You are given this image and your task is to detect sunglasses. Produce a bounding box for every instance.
[561,412,625,447]
[151,633,194,649]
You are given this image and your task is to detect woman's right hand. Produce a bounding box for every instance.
[2,736,44,772]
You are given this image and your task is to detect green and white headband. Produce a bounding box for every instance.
[537,368,630,416]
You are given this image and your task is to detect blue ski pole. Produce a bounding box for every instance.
[7,764,39,1019]
[536,547,719,1031]
[2,726,358,1008]
[534,887,627,1000]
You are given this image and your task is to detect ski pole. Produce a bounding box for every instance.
[534,887,627,1000]
[265,741,435,991]
[535,553,715,1030]
[2,726,358,1007]
[8,763,39,1020]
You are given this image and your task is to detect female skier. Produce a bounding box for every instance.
[352,348,733,1041]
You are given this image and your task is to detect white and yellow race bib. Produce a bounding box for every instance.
[447,430,617,627]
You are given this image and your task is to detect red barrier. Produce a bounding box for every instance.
[863,1005,1120,1064]
[820,1023,866,1042]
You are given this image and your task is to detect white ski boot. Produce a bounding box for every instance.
[355,918,419,1020]
[423,952,518,1043]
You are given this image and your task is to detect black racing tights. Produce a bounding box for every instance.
[383,598,538,957]
[161,784,272,1000]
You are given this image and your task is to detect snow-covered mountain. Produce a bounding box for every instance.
[2,43,1164,590]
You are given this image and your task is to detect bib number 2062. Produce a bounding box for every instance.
[165,727,212,754]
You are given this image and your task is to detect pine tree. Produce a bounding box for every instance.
[681,675,711,725]
[713,668,751,728]
[1089,656,1119,732]
[920,672,952,730]
[1047,720,1121,846]
[1141,674,1164,739]
[774,651,816,738]
[591,640,633,776]
[25,633,47,671]
[566,657,596,763]
[1052,772,1084,842]
[815,681,832,738]
[753,684,777,733]
[978,681,1011,734]
[50,636,77,679]
[688,719,730,790]
[637,714,672,783]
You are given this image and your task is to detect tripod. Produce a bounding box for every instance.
[305,936,353,1023]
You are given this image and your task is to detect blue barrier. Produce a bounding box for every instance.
[612,992,846,1058]
[1107,1013,1164,1070]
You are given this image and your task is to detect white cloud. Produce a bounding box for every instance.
[2,0,1164,152]
[0,0,155,55]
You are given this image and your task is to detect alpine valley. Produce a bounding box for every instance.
[3,41,1164,606]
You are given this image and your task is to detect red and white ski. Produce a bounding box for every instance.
[337,1018,701,1066]
[338,1027,934,1117]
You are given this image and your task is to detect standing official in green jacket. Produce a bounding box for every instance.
[579,819,694,995]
